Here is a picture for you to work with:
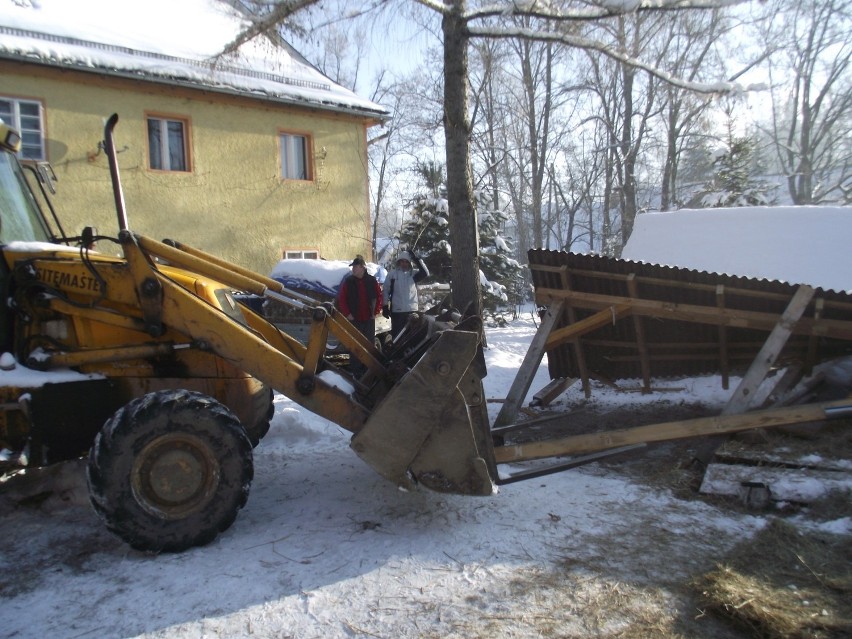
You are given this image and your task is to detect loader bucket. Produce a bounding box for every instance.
[350,328,497,496]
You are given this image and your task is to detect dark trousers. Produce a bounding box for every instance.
[390,312,413,338]
[349,318,375,376]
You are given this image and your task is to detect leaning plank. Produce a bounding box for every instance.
[693,285,815,465]
[493,301,564,428]
[723,285,815,416]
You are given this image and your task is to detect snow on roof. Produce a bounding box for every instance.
[0,0,389,119]
[622,205,852,294]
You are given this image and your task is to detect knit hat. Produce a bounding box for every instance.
[350,255,366,267]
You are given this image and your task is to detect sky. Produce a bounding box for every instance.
[1,204,851,638]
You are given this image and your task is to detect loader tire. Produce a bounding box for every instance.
[243,385,274,448]
[87,389,253,553]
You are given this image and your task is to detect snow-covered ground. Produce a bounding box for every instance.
[1,311,849,639]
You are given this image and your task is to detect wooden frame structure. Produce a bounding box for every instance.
[487,250,852,478]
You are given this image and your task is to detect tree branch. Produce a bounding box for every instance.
[465,0,750,22]
[221,0,323,55]
[412,0,451,15]
[467,24,758,94]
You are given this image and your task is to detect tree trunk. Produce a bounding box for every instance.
[442,1,481,316]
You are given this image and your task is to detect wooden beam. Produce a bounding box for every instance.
[493,398,852,463]
[627,274,651,393]
[693,285,816,466]
[716,285,730,390]
[530,263,852,315]
[561,270,592,398]
[534,287,852,340]
[761,365,805,408]
[722,285,815,416]
[531,377,577,407]
[806,297,824,375]
[544,303,632,350]
[493,301,564,428]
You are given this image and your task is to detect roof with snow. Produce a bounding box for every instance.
[0,0,389,121]
[622,206,852,294]
[553,204,852,382]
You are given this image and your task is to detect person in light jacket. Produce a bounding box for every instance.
[382,249,429,338]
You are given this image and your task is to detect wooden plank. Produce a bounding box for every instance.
[760,365,804,408]
[493,301,564,427]
[723,285,815,416]
[693,285,816,465]
[530,377,577,407]
[493,398,852,463]
[533,287,852,340]
[561,271,592,398]
[544,303,632,350]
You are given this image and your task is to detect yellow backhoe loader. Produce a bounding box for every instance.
[1,115,849,553]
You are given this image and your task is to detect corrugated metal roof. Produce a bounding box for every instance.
[528,250,852,385]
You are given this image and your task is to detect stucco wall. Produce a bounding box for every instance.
[0,63,375,274]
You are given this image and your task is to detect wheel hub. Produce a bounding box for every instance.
[132,434,220,519]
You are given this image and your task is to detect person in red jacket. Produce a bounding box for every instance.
[337,255,383,376]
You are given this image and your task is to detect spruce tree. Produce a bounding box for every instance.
[394,163,525,318]
[700,129,773,207]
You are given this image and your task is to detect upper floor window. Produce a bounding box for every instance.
[147,115,190,172]
[279,131,311,181]
[0,97,45,160]
[284,249,319,259]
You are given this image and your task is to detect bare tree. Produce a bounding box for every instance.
[759,0,852,204]
[231,0,756,314]
[657,10,727,210]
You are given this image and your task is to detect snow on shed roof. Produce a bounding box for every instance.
[622,206,852,294]
[0,0,389,120]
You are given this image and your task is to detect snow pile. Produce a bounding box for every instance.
[269,258,386,297]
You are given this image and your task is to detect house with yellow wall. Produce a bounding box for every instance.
[0,0,388,274]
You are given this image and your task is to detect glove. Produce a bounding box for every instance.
[382,305,391,319]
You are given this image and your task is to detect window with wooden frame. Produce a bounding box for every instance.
[0,96,45,160]
[146,114,191,172]
[283,249,320,259]
[279,131,312,181]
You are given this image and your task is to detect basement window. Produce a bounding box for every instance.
[284,249,320,259]
[147,115,190,172]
